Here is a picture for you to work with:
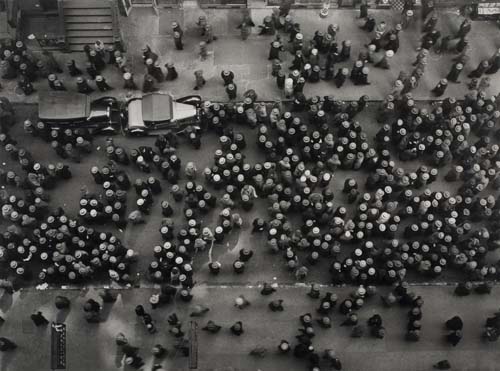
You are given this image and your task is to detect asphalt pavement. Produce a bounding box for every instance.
[1,285,500,371]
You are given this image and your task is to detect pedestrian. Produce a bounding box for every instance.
[66,59,82,76]
[204,24,217,43]
[18,76,35,96]
[0,337,16,351]
[446,62,463,83]
[53,79,66,91]
[142,74,156,93]
[269,299,284,311]
[275,70,285,89]
[199,42,208,61]
[202,320,222,334]
[360,15,376,32]
[172,21,183,37]
[226,83,237,100]
[239,22,251,41]
[55,296,71,309]
[230,321,244,335]
[401,9,414,29]
[431,78,448,97]
[486,48,500,74]
[468,60,489,79]
[433,360,451,370]
[196,15,207,36]
[86,62,97,80]
[123,72,137,90]
[221,70,234,86]
[165,62,178,81]
[95,75,113,91]
[455,18,471,39]
[142,45,158,65]
[76,77,94,94]
[151,61,165,82]
[235,295,251,309]
[374,50,394,69]
[334,68,348,88]
[359,0,369,18]
[284,77,293,98]
[193,70,206,90]
[31,311,49,326]
[478,76,490,92]
[340,40,351,61]
[259,16,275,35]
[174,31,183,51]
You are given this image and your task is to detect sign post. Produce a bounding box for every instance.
[189,321,198,369]
[51,322,67,370]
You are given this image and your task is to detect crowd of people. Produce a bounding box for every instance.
[2,0,500,369]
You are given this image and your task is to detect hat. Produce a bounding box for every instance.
[386,50,394,58]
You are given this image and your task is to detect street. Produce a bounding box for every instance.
[2,2,500,371]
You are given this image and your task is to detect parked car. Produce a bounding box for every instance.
[38,92,121,133]
[124,92,202,135]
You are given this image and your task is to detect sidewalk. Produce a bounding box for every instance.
[0,285,499,371]
[1,9,500,103]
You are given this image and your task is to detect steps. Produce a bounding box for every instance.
[63,0,115,52]
[0,11,9,40]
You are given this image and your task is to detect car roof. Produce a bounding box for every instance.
[141,92,173,122]
[39,92,90,121]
